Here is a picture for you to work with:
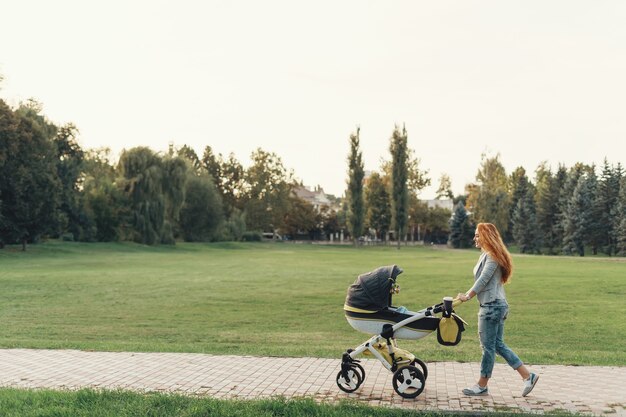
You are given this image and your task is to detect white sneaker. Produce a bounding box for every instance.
[462,384,488,396]
[522,373,539,397]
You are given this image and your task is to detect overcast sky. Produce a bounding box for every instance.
[1,1,625,198]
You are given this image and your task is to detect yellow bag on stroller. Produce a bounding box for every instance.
[437,313,467,346]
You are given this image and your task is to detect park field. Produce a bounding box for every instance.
[1,241,624,366]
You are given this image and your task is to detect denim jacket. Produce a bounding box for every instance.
[470,252,507,305]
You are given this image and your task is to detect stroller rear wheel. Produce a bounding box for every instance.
[336,368,362,393]
[411,358,428,381]
[392,365,425,399]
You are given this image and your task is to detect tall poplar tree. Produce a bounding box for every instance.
[347,127,365,244]
[390,125,409,248]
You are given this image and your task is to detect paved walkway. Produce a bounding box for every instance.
[0,349,624,415]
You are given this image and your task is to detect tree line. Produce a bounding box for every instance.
[448,154,626,257]
[0,99,329,248]
[2,96,625,256]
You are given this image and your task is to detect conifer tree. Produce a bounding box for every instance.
[551,165,569,251]
[449,201,473,248]
[507,167,530,242]
[615,176,626,256]
[347,127,365,244]
[512,186,538,253]
[595,160,624,255]
[610,163,624,254]
[562,175,593,256]
[534,163,559,253]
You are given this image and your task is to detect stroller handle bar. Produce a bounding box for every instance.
[387,297,463,337]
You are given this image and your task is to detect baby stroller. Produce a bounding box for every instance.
[337,265,466,399]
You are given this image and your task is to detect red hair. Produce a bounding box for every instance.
[477,223,513,283]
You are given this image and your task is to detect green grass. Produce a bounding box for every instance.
[1,241,625,366]
[0,388,578,417]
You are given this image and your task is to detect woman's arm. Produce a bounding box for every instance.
[459,255,498,301]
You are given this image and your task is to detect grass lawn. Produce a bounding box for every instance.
[1,241,624,366]
[0,388,578,417]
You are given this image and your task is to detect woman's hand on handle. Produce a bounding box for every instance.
[457,292,470,302]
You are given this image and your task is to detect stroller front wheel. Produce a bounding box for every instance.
[350,362,366,383]
[336,368,363,393]
[392,365,425,399]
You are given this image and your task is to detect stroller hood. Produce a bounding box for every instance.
[344,265,403,312]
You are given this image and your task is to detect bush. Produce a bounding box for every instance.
[241,231,262,241]
[61,233,75,242]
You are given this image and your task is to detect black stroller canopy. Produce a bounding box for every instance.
[345,265,403,312]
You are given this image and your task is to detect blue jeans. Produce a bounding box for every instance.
[478,301,523,378]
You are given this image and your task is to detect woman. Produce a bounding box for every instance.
[457,222,539,397]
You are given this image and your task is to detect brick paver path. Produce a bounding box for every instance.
[0,349,624,415]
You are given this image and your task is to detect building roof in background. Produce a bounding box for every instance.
[293,185,332,210]
[423,199,454,211]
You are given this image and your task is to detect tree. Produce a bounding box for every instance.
[449,201,473,248]
[471,154,510,237]
[562,175,593,256]
[512,187,539,254]
[118,147,166,245]
[408,198,429,242]
[594,159,621,255]
[534,162,560,254]
[81,148,127,241]
[319,206,340,239]
[0,100,61,249]
[346,127,365,244]
[220,153,245,216]
[243,148,292,233]
[390,125,409,248]
[201,146,222,188]
[364,171,391,241]
[610,163,624,254]
[583,167,600,254]
[179,174,224,241]
[507,167,531,242]
[202,147,244,217]
[424,206,452,244]
[283,196,318,239]
[176,145,201,173]
[435,173,454,200]
[52,123,86,239]
[161,156,189,243]
[615,177,626,256]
